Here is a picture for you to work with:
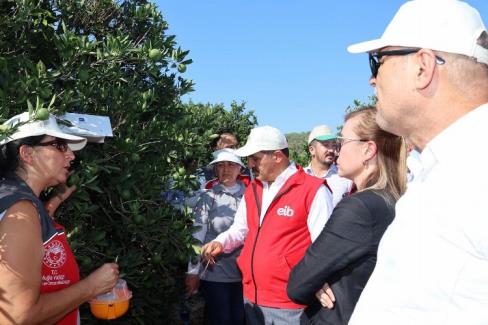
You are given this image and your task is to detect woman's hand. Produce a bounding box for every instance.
[44,183,77,217]
[315,282,336,309]
[185,274,200,297]
[201,241,223,264]
[85,263,120,298]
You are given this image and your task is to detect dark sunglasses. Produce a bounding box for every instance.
[369,48,446,78]
[36,138,70,152]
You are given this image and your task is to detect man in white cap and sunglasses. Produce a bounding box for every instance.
[305,125,352,207]
[201,125,333,324]
[342,1,488,324]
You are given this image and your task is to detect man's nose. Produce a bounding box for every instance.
[369,75,376,87]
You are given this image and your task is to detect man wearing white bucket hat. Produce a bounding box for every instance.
[201,126,333,324]
[342,1,488,324]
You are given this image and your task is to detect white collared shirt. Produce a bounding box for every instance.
[350,103,488,325]
[304,164,352,207]
[215,163,333,252]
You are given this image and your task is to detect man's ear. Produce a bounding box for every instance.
[414,49,438,90]
[273,150,285,163]
[18,144,35,165]
[308,145,315,157]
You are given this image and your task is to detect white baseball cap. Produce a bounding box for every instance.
[209,148,245,168]
[234,125,288,157]
[0,112,87,151]
[348,0,488,65]
[308,125,336,145]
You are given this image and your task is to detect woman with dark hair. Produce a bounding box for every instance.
[0,112,119,324]
[287,106,407,324]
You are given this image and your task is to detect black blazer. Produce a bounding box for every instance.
[287,189,396,325]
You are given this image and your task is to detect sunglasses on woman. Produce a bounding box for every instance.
[36,138,70,152]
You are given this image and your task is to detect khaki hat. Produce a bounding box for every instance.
[308,125,336,145]
[348,0,488,65]
[0,112,87,151]
[234,126,288,157]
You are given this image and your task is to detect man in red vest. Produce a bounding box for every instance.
[202,125,333,324]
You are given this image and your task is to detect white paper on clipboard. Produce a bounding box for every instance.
[59,113,113,143]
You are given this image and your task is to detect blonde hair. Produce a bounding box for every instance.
[345,106,407,201]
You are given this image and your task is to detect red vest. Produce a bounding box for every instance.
[40,222,80,325]
[236,167,325,309]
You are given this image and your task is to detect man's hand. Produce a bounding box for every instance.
[315,282,336,309]
[201,241,223,264]
[185,274,200,297]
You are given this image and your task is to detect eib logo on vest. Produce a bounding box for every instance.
[277,205,294,217]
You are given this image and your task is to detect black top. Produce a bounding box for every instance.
[287,189,396,325]
[0,177,58,244]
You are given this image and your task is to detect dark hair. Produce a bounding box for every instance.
[0,135,45,178]
[280,147,289,158]
[212,132,238,150]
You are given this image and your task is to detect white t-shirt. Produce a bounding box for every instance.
[350,104,488,325]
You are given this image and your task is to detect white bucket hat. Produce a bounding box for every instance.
[308,125,336,145]
[209,148,245,168]
[347,0,488,65]
[0,112,87,151]
[234,125,288,157]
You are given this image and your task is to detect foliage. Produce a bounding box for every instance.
[286,131,309,167]
[336,96,378,135]
[0,0,256,323]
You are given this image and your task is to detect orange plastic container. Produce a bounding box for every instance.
[89,279,132,320]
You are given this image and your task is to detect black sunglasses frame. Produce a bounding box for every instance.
[369,48,445,78]
[36,138,70,152]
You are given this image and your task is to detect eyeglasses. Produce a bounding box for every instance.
[36,138,70,152]
[336,136,368,147]
[369,48,446,78]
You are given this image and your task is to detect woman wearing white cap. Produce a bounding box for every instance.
[0,112,119,324]
[185,148,246,325]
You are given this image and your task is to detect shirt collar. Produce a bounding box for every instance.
[304,163,337,178]
[420,103,488,176]
[263,163,297,189]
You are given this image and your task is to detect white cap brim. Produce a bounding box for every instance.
[347,38,388,54]
[234,144,258,157]
[45,130,87,151]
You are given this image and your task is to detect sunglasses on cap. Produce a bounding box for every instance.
[36,138,70,152]
[369,48,445,78]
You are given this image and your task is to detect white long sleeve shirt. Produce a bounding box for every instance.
[350,104,488,325]
[215,163,334,253]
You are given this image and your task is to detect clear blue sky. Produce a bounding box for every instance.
[156,0,488,134]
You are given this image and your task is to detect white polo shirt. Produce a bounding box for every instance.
[350,103,488,325]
